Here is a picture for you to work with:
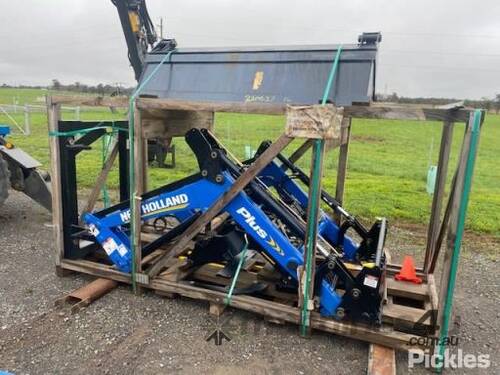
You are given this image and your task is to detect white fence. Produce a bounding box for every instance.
[0,103,82,135]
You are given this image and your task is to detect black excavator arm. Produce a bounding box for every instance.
[111,0,158,81]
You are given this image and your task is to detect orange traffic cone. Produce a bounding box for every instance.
[395,256,422,284]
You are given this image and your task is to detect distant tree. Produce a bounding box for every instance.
[52,79,61,90]
[388,92,399,102]
[481,97,492,112]
[97,83,105,95]
[494,94,500,114]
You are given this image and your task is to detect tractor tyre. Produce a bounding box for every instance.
[0,155,10,207]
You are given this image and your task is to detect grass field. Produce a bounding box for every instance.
[1,87,499,237]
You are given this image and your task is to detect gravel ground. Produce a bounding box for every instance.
[0,191,498,374]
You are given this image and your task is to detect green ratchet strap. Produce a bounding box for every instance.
[300,45,343,336]
[224,235,249,306]
[128,49,176,291]
[321,46,343,106]
[48,123,126,137]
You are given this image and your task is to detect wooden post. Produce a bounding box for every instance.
[288,139,313,165]
[334,117,351,223]
[132,106,144,288]
[300,139,326,336]
[428,172,457,274]
[423,121,454,273]
[142,138,148,191]
[436,121,472,327]
[435,111,482,372]
[47,97,64,272]
[82,141,119,214]
[24,104,31,135]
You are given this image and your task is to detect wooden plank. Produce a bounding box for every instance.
[51,95,129,108]
[189,262,431,308]
[386,278,429,301]
[137,97,285,115]
[59,257,430,351]
[61,259,131,284]
[142,138,148,191]
[334,117,351,223]
[285,104,343,139]
[310,311,426,351]
[383,304,431,325]
[427,274,439,312]
[82,141,119,214]
[367,344,396,375]
[427,171,457,274]
[146,133,293,278]
[141,110,214,138]
[132,104,144,287]
[437,117,473,327]
[46,97,63,269]
[150,277,427,351]
[428,172,457,274]
[50,95,474,123]
[209,302,226,317]
[136,98,473,122]
[288,139,313,164]
[424,121,454,273]
[190,263,298,302]
[345,104,471,123]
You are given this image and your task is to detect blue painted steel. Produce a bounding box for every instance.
[83,171,342,316]
[0,126,11,137]
[319,279,342,316]
[258,161,359,260]
[83,175,227,273]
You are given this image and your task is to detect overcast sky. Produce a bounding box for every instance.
[1,0,499,99]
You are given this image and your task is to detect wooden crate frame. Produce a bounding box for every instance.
[47,95,484,351]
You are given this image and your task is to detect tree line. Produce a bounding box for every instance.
[50,80,134,96]
[0,80,134,96]
[377,92,500,113]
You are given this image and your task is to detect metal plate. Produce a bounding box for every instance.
[138,36,380,106]
[0,146,42,169]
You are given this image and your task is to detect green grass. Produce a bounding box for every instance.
[1,87,499,236]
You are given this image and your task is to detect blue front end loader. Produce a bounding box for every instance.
[82,128,387,324]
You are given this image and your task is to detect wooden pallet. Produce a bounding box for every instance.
[58,254,437,351]
[47,96,482,358]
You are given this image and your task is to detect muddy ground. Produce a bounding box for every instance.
[0,191,498,374]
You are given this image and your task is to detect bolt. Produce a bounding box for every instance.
[352,288,361,299]
[336,307,345,319]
